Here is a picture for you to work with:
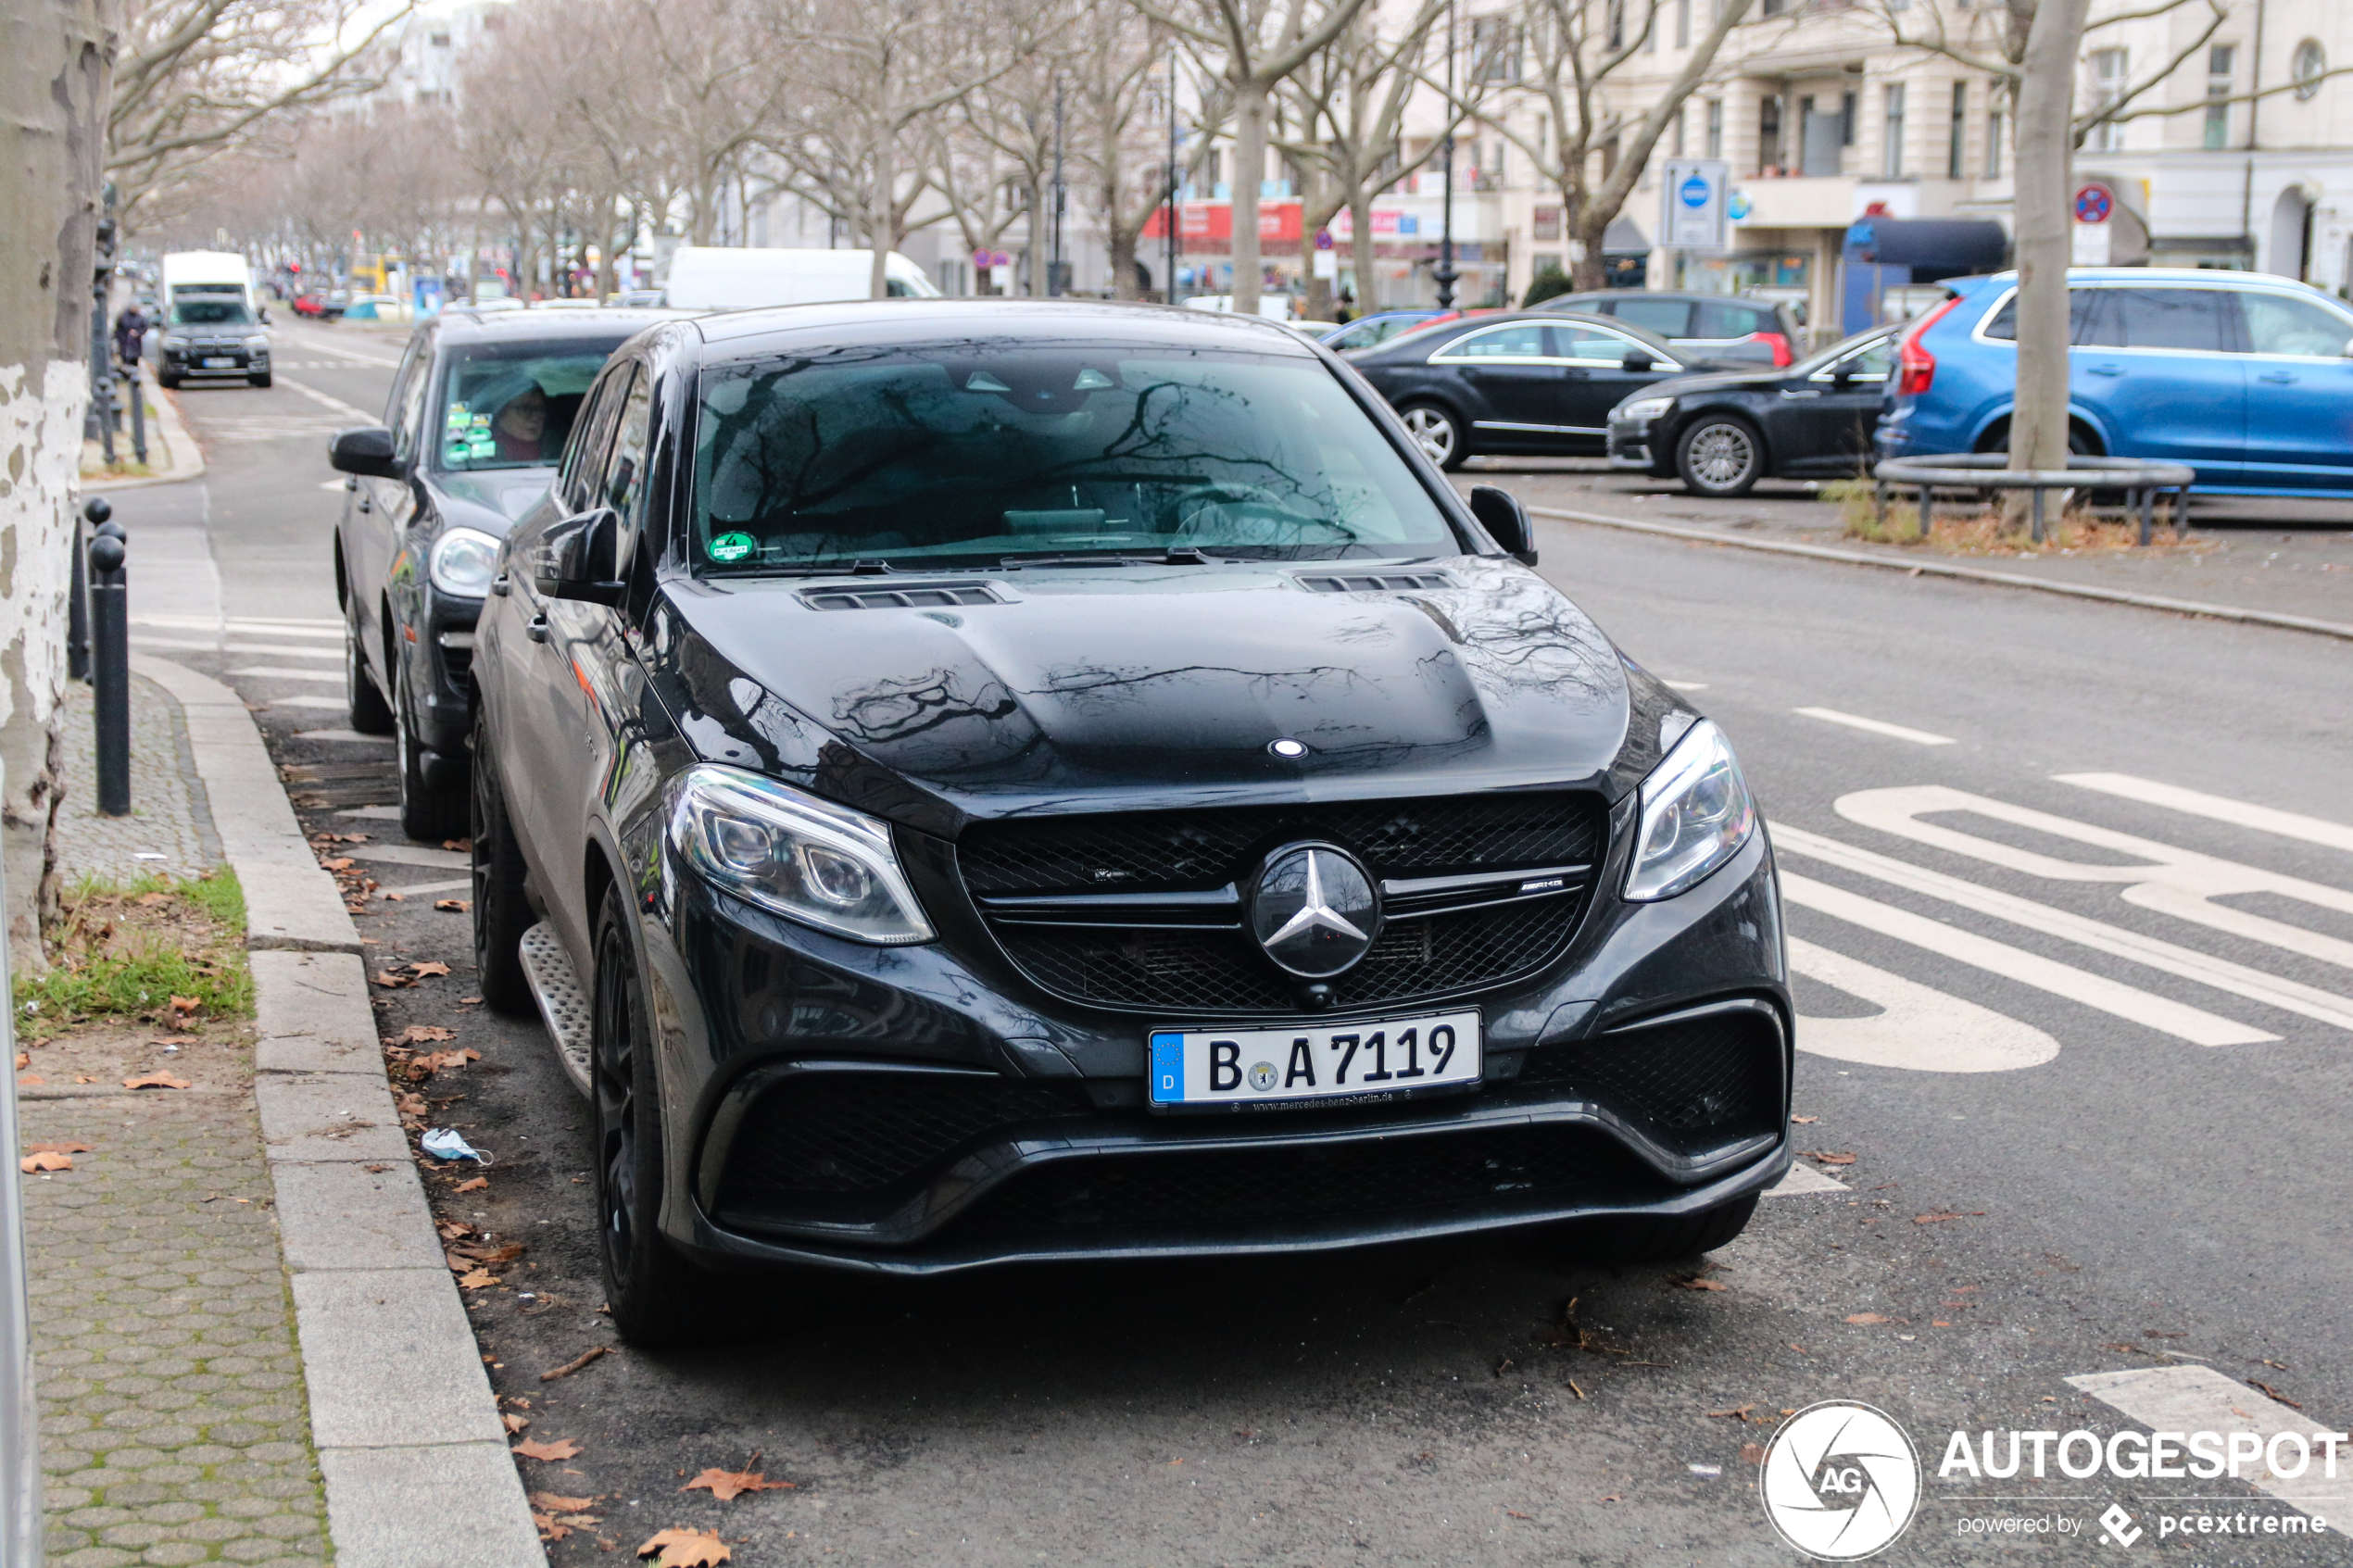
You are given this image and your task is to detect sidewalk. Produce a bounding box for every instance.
[21,661,541,1567]
[80,364,207,490]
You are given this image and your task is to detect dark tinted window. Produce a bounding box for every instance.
[1980,288,2104,343]
[435,338,628,472]
[1613,297,1692,337]
[170,300,252,326]
[1695,300,1776,339]
[2099,288,2231,352]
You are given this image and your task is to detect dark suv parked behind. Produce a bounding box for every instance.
[467,300,1792,1346]
[328,306,676,837]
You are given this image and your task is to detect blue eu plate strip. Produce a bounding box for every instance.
[1149,1032,1185,1103]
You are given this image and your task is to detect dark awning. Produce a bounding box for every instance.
[1842,218,2007,272]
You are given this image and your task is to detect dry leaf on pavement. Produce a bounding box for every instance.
[398,1025,459,1044]
[684,1467,795,1501]
[638,1527,730,1567]
[123,1073,192,1090]
[514,1436,583,1461]
[459,1269,499,1289]
[1705,1404,1755,1420]
[435,898,472,912]
[1741,1442,1768,1465]
[1844,1312,1893,1324]
[532,1492,598,1512]
[1791,1115,1818,1124]
[1914,1211,1983,1224]
[1800,1150,1857,1165]
[19,1151,72,1173]
[321,857,355,872]
[410,960,454,977]
[371,971,415,989]
[14,1075,42,1085]
[456,1175,488,1193]
[502,1412,530,1433]
[27,1141,91,1154]
[11,1052,24,1070]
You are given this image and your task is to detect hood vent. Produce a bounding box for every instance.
[800,583,1004,611]
[1294,571,1457,594]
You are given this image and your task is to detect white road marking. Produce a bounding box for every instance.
[128,634,220,653]
[274,376,378,424]
[378,877,471,898]
[287,340,403,369]
[293,729,391,744]
[334,805,403,820]
[1663,680,1708,691]
[320,479,346,490]
[1780,871,2274,1047]
[226,617,342,633]
[268,696,347,709]
[1774,822,2353,1032]
[1793,707,1955,746]
[1763,1161,1847,1196]
[228,666,344,683]
[1838,785,2353,975]
[345,844,469,870]
[2068,1364,2353,1534]
[226,643,337,660]
[1787,936,2058,1072]
[2056,771,2353,855]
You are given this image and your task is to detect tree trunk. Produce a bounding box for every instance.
[1300,190,1341,321]
[867,134,894,300]
[1108,211,1139,300]
[2009,0,2093,476]
[1568,198,1609,292]
[1351,189,1378,313]
[0,0,115,968]
[1229,78,1269,313]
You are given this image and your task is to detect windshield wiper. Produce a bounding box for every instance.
[1000,546,1227,569]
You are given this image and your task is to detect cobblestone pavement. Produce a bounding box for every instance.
[56,673,221,886]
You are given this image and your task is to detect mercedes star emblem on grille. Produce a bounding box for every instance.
[1250,843,1381,978]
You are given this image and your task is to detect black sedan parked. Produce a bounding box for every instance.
[470,300,1790,1345]
[1606,327,1898,497]
[1343,309,1722,470]
[327,306,678,837]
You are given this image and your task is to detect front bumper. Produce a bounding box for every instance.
[1606,418,1659,470]
[640,820,1790,1276]
[161,344,267,376]
[403,586,484,771]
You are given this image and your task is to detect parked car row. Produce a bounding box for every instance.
[327,297,1790,1344]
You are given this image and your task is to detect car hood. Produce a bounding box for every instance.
[1629,364,1792,402]
[648,558,1680,835]
[427,467,557,535]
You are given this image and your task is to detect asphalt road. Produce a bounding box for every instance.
[105,315,2353,1565]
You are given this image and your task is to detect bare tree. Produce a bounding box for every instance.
[1141,0,1380,314]
[1066,5,1171,299]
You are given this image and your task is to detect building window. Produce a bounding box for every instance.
[1607,0,1626,50]
[1759,93,1783,172]
[1705,98,1723,158]
[1533,206,1562,241]
[1471,16,1521,82]
[1842,91,1856,144]
[1881,82,1906,177]
[2293,39,2325,99]
[1986,82,2006,175]
[2205,44,2234,147]
[1676,0,1689,47]
[2090,49,2127,149]
[1947,81,1967,177]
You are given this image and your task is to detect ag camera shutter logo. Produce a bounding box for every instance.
[1760,1401,1922,1560]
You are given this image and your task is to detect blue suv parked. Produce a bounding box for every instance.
[1879,268,2353,494]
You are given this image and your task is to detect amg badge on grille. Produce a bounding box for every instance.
[1249,843,1381,978]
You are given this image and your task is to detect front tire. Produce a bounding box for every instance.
[1676,416,1764,497]
[394,661,468,841]
[470,709,534,1015]
[344,591,395,735]
[591,883,725,1347]
[1398,402,1467,470]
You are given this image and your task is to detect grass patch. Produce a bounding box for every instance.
[1830,476,2202,556]
[1825,476,1921,544]
[18,869,252,1029]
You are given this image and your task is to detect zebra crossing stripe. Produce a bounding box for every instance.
[1773,822,2353,1032]
[1780,871,2274,1047]
[2067,1364,2353,1535]
[2054,772,2353,855]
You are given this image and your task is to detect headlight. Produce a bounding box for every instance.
[1618,395,1675,422]
[427,527,501,596]
[666,766,934,944]
[161,334,189,350]
[244,334,270,350]
[1624,720,1756,901]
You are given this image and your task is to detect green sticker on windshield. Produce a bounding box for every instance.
[446,404,470,429]
[708,532,755,564]
[445,442,472,464]
[468,439,496,458]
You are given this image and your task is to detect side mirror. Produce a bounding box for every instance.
[327,426,399,478]
[1621,351,1655,373]
[1831,366,1856,386]
[1467,484,1538,568]
[532,508,626,605]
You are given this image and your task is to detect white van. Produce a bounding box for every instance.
[159,251,256,315]
[660,246,940,310]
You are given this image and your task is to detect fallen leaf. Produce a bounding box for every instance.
[1932,1321,1952,1328]
[1597,1493,1620,1503]
[1705,1404,1755,1420]
[1673,1277,1728,1292]
[532,1492,598,1513]
[542,1345,610,1382]
[2250,1381,2303,1411]
[637,1527,730,1567]
[371,972,414,989]
[459,995,484,1004]
[26,1140,91,1154]
[1845,1312,1892,1325]
[123,1073,191,1090]
[535,1514,574,1543]
[442,838,472,852]
[1742,1441,1768,1464]
[381,891,403,901]
[455,1175,488,1193]
[19,1151,72,1173]
[15,1074,43,1086]
[137,891,169,905]
[1801,1150,1857,1166]
[458,1269,498,1288]
[1790,1115,1818,1124]
[502,1412,531,1433]
[10,1052,23,1070]
[435,898,472,912]
[1504,1509,1531,1519]
[514,1437,582,1461]
[410,960,454,978]
[73,1075,94,1084]
[1914,1211,1983,1224]
[683,1467,795,1501]
[321,857,355,872]
[398,1025,459,1045]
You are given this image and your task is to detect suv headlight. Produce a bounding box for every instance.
[666,766,934,944]
[244,333,270,350]
[1624,720,1756,901]
[1618,395,1674,422]
[427,527,501,596]
[161,334,189,350]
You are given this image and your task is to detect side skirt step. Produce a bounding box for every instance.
[518,921,592,1096]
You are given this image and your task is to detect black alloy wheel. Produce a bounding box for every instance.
[469,709,533,1014]
[1398,401,1466,470]
[344,589,395,735]
[1676,415,1765,498]
[393,650,468,842]
[590,883,722,1346]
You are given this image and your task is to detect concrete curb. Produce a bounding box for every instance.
[132,655,545,1568]
[81,364,207,490]
[1524,503,2353,644]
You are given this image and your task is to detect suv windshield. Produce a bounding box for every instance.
[170,301,252,327]
[437,340,626,470]
[691,345,1461,571]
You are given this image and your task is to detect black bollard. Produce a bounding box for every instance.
[89,517,129,817]
[68,498,104,683]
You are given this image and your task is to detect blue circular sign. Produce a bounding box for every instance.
[1680,174,1712,209]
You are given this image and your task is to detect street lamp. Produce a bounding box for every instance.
[1435,0,1459,310]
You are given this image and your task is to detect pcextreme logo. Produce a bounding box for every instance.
[1759,1400,1923,1561]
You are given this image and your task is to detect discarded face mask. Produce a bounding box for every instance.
[421,1128,492,1164]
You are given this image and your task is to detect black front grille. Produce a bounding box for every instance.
[1518,1006,1782,1152]
[959,1123,1655,1235]
[720,1072,1097,1197]
[960,792,1604,1014]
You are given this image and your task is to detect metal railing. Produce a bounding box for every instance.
[1873,453,2197,546]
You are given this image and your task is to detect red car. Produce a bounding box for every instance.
[291,292,345,320]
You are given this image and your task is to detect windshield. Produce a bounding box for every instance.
[170,301,252,327]
[436,340,626,471]
[690,345,1462,571]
